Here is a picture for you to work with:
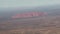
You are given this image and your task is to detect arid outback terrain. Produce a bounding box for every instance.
[0,16,60,34]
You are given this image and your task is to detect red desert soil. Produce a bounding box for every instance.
[0,16,60,34]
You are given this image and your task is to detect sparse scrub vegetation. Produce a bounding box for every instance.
[0,16,60,34]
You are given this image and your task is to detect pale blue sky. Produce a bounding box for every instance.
[0,0,60,8]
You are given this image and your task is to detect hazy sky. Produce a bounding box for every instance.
[0,0,60,8]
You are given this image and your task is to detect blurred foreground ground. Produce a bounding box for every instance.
[0,16,60,34]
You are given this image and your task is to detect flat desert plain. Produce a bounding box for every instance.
[0,16,60,34]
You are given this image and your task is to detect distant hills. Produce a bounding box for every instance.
[0,4,60,20]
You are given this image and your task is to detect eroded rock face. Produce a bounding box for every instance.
[11,12,48,19]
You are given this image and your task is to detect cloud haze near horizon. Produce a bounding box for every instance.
[0,0,60,8]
